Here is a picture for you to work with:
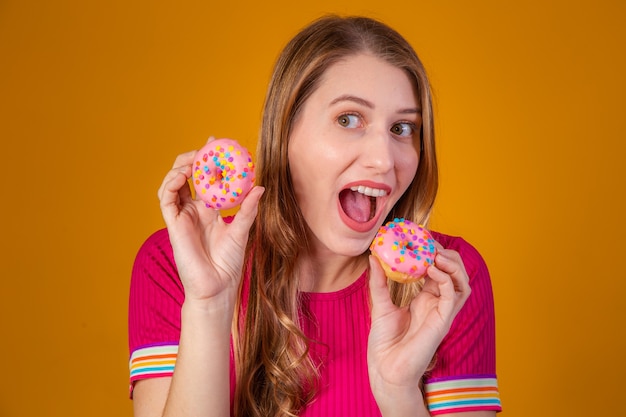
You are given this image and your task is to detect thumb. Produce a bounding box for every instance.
[368,255,394,317]
[229,186,265,240]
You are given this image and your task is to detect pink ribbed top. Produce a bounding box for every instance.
[128,227,501,415]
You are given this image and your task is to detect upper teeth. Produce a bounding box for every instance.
[350,185,387,197]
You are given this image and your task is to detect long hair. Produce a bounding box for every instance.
[233,15,438,416]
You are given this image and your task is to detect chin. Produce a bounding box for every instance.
[328,238,373,258]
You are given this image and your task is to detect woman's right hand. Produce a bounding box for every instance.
[157,142,264,307]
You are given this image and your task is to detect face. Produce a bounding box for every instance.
[288,53,420,258]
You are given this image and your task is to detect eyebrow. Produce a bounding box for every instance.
[329,94,421,114]
[330,94,374,108]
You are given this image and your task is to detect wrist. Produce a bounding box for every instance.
[182,292,236,329]
[375,384,430,417]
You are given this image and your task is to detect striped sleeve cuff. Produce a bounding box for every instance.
[129,344,178,392]
[425,375,502,415]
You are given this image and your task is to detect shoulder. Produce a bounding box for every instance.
[130,228,182,301]
[424,232,501,413]
[132,228,178,274]
[129,228,183,353]
[430,231,488,280]
[135,228,173,259]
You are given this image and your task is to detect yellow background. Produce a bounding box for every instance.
[1,0,624,416]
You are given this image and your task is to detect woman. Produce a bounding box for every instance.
[129,15,501,417]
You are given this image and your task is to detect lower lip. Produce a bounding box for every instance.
[337,199,383,233]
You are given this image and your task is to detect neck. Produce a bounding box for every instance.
[297,251,369,293]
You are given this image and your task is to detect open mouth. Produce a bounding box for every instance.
[339,185,387,223]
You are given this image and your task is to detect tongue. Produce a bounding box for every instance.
[340,190,372,223]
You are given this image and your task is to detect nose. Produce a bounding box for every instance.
[361,129,394,174]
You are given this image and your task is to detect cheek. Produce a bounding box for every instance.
[288,149,307,193]
[290,131,344,181]
[396,147,420,185]
[288,140,328,204]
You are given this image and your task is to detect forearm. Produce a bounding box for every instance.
[376,386,431,417]
[163,297,234,417]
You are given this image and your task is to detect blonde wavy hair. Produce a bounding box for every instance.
[233,15,438,417]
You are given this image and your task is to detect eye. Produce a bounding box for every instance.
[390,122,415,137]
[337,113,362,128]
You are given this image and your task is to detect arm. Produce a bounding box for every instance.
[133,378,171,417]
[132,144,263,417]
[367,246,472,417]
[129,265,235,417]
[128,228,179,417]
[423,236,501,416]
[161,297,234,416]
[129,283,234,417]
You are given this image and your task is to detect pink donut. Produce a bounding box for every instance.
[192,138,255,209]
[370,218,437,283]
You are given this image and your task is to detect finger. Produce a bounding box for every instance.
[157,150,196,200]
[419,273,441,297]
[157,163,192,201]
[171,150,197,169]
[368,255,395,317]
[424,265,457,317]
[434,250,470,294]
[228,186,265,241]
[434,249,463,273]
[427,259,471,318]
[159,168,193,223]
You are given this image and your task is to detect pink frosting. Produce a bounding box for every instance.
[370,218,436,280]
[192,138,255,209]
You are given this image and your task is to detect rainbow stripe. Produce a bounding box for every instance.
[129,344,178,382]
[425,376,501,415]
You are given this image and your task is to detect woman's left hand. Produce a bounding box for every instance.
[367,244,471,415]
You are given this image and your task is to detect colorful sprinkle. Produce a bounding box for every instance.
[191,139,256,209]
[370,217,437,282]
